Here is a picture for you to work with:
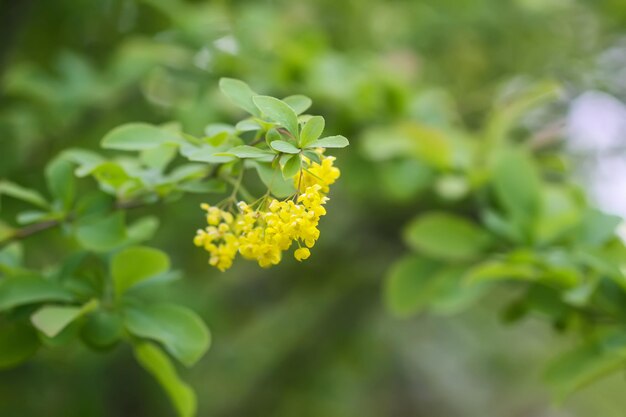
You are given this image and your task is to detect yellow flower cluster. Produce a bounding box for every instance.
[194,155,341,271]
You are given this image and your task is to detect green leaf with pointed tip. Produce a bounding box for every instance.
[283,95,312,114]
[45,157,76,210]
[134,342,197,417]
[404,212,492,261]
[0,181,49,210]
[112,246,170,297]
[124,303,210,367]
[31,299,98,338]
[281,155,302,179]
[305,135,349,149]
[0,322,39,369]
[219,78,260,117]
[75,212,127,252]
[0,276,75,311]
[101,123,178,151]
[300,116,325,148]
[252,96,299,138]
[270,140,300,154]
[227,145,275,159]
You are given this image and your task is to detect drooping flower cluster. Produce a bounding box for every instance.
[194,155,341,271]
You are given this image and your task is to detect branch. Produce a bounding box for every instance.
[0,198,152,248]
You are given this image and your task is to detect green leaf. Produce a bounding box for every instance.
[90,161,132,190]
[282,95,312,115]
[0,321,39,369]
[305,135,349,149]
[302,150,321,164]
[31,299,98,338]
[140,143,178,171]
[219,78,261,117]
[127,216,160,243]
[577,209,621,246]
[270,140,300,154]
[81,310,123,349]
[252,96,299,138]
[227,145,275,159]
[133,342,196,417]
[299,116,325,148]
[235,118,262,132]
[281,155,302,179]
[384,256,444,317]
[187,147,237,164]
[265,128,282,147]
[204,123,236,137]
[101,123,178,151]
[0,276,75,311]
[464,260,536,284]
[0,180,48,209]
[45,157,76,210]
[177,180,226,194]
[60,149,105,177]
[124,303,210,367]
[112,246,170,297]
[404,212,492,261]
[254,161,296,198]
[16,210,50,225]
[492,148,542,228]
[545,331,626,399]
[75,212,127,252]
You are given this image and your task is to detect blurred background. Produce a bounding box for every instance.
[1,0,626,416]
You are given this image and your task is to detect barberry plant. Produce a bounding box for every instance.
[0,78,348,417]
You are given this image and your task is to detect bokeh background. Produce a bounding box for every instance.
[1,0,626,416]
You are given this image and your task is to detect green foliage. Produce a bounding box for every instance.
[404,212,493,261]
[545,331,626,399]
[112,246,170,297]
[0,322,40,368]
[2,0,626,415]
[124,303,210,367]
[31,299,98,338]
[0,75,345,416]
[0,276,75,311]
[134,342,197,417]
[252,96,300,139]
[101,123,181,151]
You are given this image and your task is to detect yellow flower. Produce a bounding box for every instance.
[194,151,341,271]
[300,156,340,193]
[294,247,310,261]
